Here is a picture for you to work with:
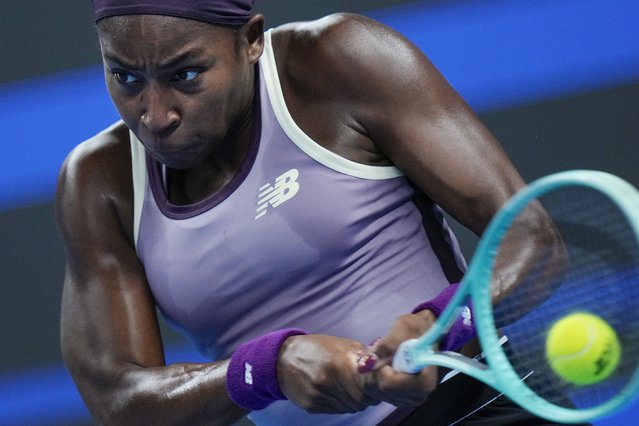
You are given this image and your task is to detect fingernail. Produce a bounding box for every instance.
[357,353,377,373]
[368,337,382,348]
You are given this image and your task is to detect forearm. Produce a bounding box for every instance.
[81,360,247,426]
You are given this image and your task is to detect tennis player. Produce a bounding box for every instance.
[56,1,563,424]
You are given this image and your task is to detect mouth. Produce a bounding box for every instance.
[139,130,182,153]
[142,135,206,169]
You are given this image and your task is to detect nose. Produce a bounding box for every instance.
[140,86,180,134]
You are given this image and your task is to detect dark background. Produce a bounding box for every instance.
[1,1,637,424]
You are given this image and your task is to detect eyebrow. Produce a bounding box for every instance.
[103,49,208,71]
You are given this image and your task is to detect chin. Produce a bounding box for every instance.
[161,156,199,170]
[153,140,211,169]
[146,148,194,169]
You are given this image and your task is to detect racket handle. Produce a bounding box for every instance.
[392,339,423,373]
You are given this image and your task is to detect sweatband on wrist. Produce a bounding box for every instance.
[412,283,476,352]
[226,328,307,410]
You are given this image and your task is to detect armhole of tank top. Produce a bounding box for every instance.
[261,30,403,180]
[129,130,146,251]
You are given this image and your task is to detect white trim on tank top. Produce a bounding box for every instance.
[262,29,403,180]
[129,128,146,250]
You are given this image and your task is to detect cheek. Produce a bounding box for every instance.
[105,82,138,125]
[111,100,141,135]
[187,78,238,124]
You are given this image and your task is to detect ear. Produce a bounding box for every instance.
[242,14,264,65]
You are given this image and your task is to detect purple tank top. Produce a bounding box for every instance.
[131,29,466,426]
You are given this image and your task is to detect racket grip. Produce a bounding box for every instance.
[392,338,423,373]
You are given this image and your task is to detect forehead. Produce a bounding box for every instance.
[97,14,235,57]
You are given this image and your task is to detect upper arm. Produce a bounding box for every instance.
[317,15,526,234]
[56,129,249,424]
[56,127,164,407]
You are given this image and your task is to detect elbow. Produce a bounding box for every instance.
[81,382,159,426]
[65,359,147,425]
[90,398,159,426]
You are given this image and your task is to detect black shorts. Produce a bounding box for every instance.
[378,371,591,426]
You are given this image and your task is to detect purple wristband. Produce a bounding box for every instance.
[412,283,476,352]
[226,328,307,410]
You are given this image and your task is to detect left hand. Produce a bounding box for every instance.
[277,333,377,413]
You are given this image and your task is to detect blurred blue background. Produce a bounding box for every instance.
[1,0,638,424]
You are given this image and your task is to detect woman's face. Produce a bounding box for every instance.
[99,14,257,169]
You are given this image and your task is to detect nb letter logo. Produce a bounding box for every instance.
[255,169,300,219]
[461,306,472,327]
[244,362,253,385]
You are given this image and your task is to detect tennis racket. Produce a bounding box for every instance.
[393,170,639,424]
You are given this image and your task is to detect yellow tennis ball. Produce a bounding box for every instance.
[545,312,620,385]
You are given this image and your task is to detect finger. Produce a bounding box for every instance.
[296,383,361,414]
[373,334,408,364]
[340,358,381,410]
[356,351,378,373]
[365,365,438,406]
[378,365,438,392]
[373,338,395,360]
[357,337,389,373]
[306,389,373,414]
[307,400,361,414]
[337,391,377,413]
[304,399,354,414]
[308,355,377,413]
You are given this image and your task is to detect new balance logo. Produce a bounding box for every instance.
[244,362,253,385]
[255,169,300,219]
[461,306,472,327]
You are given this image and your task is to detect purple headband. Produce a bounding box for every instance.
[93,0,256,26]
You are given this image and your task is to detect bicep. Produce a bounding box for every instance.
[57,145,164,398]
[61,254,164,374]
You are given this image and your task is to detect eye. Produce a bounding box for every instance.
[173,70,201,82]
[112,71,140,84]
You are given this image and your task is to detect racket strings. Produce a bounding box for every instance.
[490,185,639,410]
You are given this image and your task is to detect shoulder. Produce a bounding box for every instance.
[58,121,131,194]
[269,13,440,120]
[272,13,430,89]
[274,13,410,56]
[56,121,134,242]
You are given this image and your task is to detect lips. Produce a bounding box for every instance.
[146,136,209,169]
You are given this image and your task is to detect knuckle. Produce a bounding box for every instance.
[377,379,394,394]
[394,313,414,327]
[358,395,376,409]
[314,372,332,390]
[299,392,322,412]
[420,370,438,393]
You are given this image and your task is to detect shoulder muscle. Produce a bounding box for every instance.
[56,121,135,261]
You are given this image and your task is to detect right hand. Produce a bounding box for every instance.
[359,310,440,407]
[277,334,378,413]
